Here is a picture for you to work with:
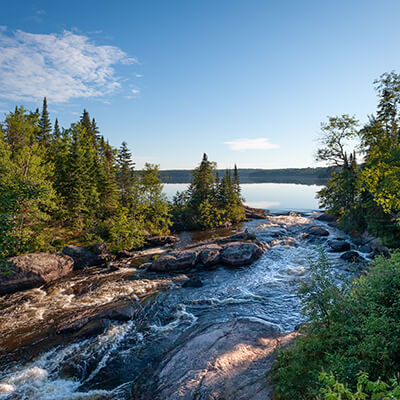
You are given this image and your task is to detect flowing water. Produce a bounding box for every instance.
[0,212,366,399]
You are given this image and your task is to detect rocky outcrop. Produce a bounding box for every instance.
[146,235,180,247]
[328,239,351,252]
[148,240,264,272]
[62,245,106,269]
[307,225,330,236]
[0,253,74,295]
[134,319,298,400]
[243,205,267,219]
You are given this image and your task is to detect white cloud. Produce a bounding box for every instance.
[224,138,279,151]
[135,73,143,77]
[131,89,140,94]
[0,29,137,103]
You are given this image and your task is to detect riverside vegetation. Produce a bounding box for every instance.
[0,100,245,270]
[271,72,400,399]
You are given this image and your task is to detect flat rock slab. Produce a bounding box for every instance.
[135,319,297,400]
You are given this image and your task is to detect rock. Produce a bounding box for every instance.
[75,318,111,339]
[134,319,298,400]
[328,239,351,252]
[218,232,257,242]
[316,213,336,222]
[150,250,199,272]
[341,250,364,262]
[220,242,263,267]
[182,276,203,288]
[243,205,267,219]
[99,303,136,321]
[0,253,74,295]
[197,244,222,266]
[358,245,373,254]
[307,226,330,236]
[91,242,107,255]
[146,235,180,247]
[62,245,105,269]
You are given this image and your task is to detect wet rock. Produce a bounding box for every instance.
[316,212,336,222]
[243,205,267,219]
[341,250,364,262]
[358,245,373,254]
[99,303,136,321]
[0,253,74,295]
[220,242,263,267]
[62,245,105,269]
[328,239,351,252]
[197,244,222,266]
[182,276,203,288]
[134,319,297,400]
[307,226,330,236]
[146,235,180,247]
[74,318,111,339]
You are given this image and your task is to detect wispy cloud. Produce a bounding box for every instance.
[135,73,143,78]
[224,138,279,151]
[0,29,137,103]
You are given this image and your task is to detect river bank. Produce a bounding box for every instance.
[0,211,371,399]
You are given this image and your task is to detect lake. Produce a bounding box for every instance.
[163,182,323,212]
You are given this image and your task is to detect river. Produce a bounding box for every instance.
[0,184,364,399]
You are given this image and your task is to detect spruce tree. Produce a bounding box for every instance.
[117,141,135,207]
[53,118,61,139]
[38,97,52,145]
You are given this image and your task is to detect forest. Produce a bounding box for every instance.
[0,100,244,269]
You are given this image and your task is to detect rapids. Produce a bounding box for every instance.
[0,212,365,399]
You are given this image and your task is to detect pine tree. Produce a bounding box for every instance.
[38,97,52,145]
[53,118,61,139]
[233,164,241,203]
[117,141,135,207]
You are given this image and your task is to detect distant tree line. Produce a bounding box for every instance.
[159,167,333,185]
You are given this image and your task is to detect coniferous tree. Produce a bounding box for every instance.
[53,118,61,139]
[38,97,52,145]
[117,141,135,207]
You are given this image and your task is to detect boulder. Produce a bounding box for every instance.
[146,235,180,247]
[150,250,199,272]
[357,245,373,254]
[197,244,222,266]
[316,213,336,222]
[328,239,351,252]
[0,253,74,295]
[307,226,330,237]
[62,245,105,269]
[220,242,263,267]
[341,250,363,262]
[91,242,107,255]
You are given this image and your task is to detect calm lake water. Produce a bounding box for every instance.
[163,183,323,212]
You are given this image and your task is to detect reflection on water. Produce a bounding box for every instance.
[163,183,323,212]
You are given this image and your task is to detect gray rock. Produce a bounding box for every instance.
[197,244,222,266]
[316,213,336,222]
[0,253,74,295]
[328,239,351,252]
[62,245,105,269]
[134,320,297,400]
[341,250,363,262]
[182,276,203,288]
[358,245,373,254]
[91,242,107,255]
[307,226,330,236]
[220,242,263,267]
[146,235,180,247]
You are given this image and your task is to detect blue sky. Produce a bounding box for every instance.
[1,0,400,169]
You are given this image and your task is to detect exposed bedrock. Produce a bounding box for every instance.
[134,319,298,400]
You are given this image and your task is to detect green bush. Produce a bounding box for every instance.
[271,251,400,399]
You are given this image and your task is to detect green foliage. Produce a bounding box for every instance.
[0,99,173,257]
[319,371,400,400]
[271,252,400,400]
[172,154,245,230]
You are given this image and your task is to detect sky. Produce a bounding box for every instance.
[1,0,400,169]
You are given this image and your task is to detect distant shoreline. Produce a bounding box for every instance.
[158,167,332,185]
